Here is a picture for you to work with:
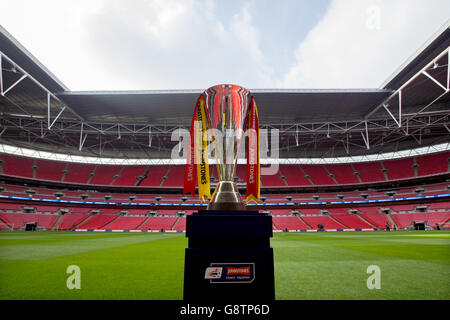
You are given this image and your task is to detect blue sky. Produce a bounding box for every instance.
[0,0,448,91]
[212,0,331,80]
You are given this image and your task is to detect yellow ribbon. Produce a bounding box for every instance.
[195,96,211,202]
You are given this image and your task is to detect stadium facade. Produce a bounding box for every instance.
[0,22,449,233]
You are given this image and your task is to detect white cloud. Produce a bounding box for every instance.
[281,0,450,89]
[0,0,106,90]
[80,0,273,90]
[0,0,273,90]
[1,0,449,91]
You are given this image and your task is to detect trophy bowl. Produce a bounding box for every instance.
[205,84,249,211]
[184,83,260,211]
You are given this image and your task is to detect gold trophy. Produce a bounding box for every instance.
[183,84,260,211]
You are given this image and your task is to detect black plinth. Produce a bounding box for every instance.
[183,210,275,301]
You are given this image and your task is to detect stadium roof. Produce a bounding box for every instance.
[0,22,449,159]
[0,25,68,93]
[55,88,392,125]
[382,22,450,90]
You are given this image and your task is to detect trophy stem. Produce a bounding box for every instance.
[207,181,245,211]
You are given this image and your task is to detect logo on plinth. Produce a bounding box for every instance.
[204,263,255,283]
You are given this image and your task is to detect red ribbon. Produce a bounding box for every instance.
[245,96,260,203]
[183,95,201,196]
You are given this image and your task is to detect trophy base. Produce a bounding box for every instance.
[207,181,245,211]
[184,210,275,301]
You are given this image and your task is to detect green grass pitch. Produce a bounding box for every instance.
[0,230,449,300]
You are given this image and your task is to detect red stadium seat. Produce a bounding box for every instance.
[89,165,121,185]
[100,216,147,230]
[173,217,186,231]
[0,154,34,178]
[0,202,25,212]
[353,162,386,183]
[329,214,373,229]
[416,152,449,176]
[301,216,344,230]
[0,212,58,229]
[113,166,148,186]
[35,159,65,182]
[140,166,168,186]
[1,153,448,188]
[383,158,415,180]
[426,202,450,210]
[138,216,178,230]
[273,216,311,230]
[76,214,117,229]
[300,165,335,185]
[282,165,311,186]
[64,163,95,184]
[163,166,185,187]
[325,163,359,184]
[358,212,392,229]
[57,213,90,230]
